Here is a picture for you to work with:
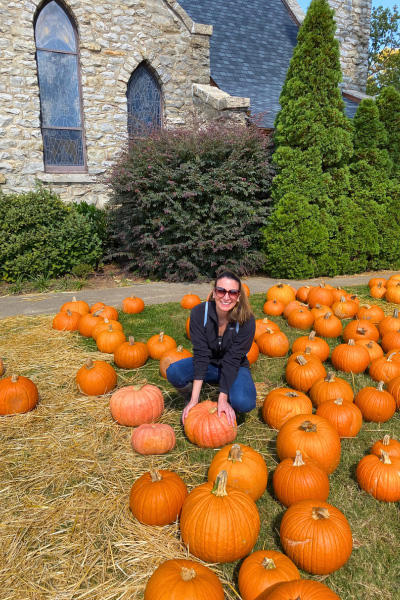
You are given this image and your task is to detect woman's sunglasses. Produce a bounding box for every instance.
[214,286,240,300]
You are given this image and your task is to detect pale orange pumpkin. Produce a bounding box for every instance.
[110,383,164,426]
[131,423,176,455]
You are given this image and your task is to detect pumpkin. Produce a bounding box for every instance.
[184,400,237,448]
[147,332,177,360]
[354,381,396,423]
[379,309,400,337]
[386,282,400,304]
[207,443,268,501]
[129,468,187,526]
[276,414,341,474]
[291,331,330,362]
[386,375,400,410]
[92,317,123,341]
[381,329,400,353]
[355,339,384,363]
[287,308,314,330]
[122,295,145,314]
[242,282,251,297]
[77,310,105,338]
[185,316,191,340]
[266,283,296,307]
[60,296,89,316]
[262,389,312,430]
[247,341,260,365]
[259,579,341,600]
[273,450,329,507]
[0,374,39,415]
[331,286,348,302]
[331,296,358,319]
[306,284,334,309]
[330,339,370,373]
[180,293,201,309]
[254,318,280,340]
[296,285,313,302]
[356,450,400,502]
[285,355,327,392]
[368,277,387,288]
[96,305,119,321]
[387,273,400,286]
[310,303,331,321]
[342,319,379,343]
[52,309,81,331]
[369,352,400,383]
[356,304,385,325]
[263,299,285,316]
[316,397,363,438]
[76,358,117,396]
[159,345,193,379]
[283,300,305,319]
[313,312,342,338]
[180,470,260,563]
[110,383,164,426]
[113,336,149,369]
[370,282,386,299]
[131,423,176,455]
[90,301,106,313]
[287,348,322,364]
[371,435,400,459]
[279,500,352,574]
[308,372,354,407]
[257,330,289,357]
[96,324,126,354]
[0,358,4,377]
[144,559,224,600]
[238,550,300,600]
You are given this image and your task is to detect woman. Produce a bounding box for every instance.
[166,270,256,426]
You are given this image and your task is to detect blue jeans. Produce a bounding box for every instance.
[166,358,256,413]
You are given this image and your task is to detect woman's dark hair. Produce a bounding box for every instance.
[209,270,254,325]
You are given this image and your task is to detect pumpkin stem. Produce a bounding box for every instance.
[72,296,77,302]
[228,444,243,463]
[326,372,336,382]
[266,328,274,334]
[93,309,105,317]
[334,397,344,405]
[181,567,197,581]
[261,557,276,570]
[159,332,164,342]
[366,341,374,348]
[108,324,114,331]
[277,283,284,288]
[356,327,367,336]
[296,355,307,365]
[11,374,18,383]
[299,420,317,433]
[324,312,332,319]
[128,336,135,344]
[209,406,218,414]
[377,381,385,392]
[382,435,390,445]
[285,392,299,398]
[312,507,330,520]
[85,358,95,369]
[211,470,229,497]
[293,450,306,467]
[380,450,392,464]
[304,347,312,355]
[262,318,271,324]
[387,353,395,362]
[393,308,399,319]
[66,309,72,316]
[308,331,316,340]
[340,296,346,302]
[177,345,183,352]
[149,468,162,482]
[348,339,355,346]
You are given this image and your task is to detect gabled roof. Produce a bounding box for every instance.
[179,0,359,127]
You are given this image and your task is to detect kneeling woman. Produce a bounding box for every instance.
[166,270,256,426]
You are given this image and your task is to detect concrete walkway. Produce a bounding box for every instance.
[0,272,395,319]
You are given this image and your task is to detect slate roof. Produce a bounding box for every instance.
[179,0,359,127]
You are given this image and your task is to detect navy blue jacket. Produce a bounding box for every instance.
[190,301,255,395]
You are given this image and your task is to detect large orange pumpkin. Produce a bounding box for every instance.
[144,559,224,600]
[313,312,342,338]
[308,372,354,407]
[259,579,341,600]
[60,296,89,316]
[330,339,370,373]
[254,318,280,339]
[356,451,400,502]
[0,374,39,415]
[354,381,396,423]
[285,355,327,392]
[273,450,329,507]
[92,317,123,341]
[369,352,400,383]
[306,284,334,308]
[207,443,268,501]
[262,388,312,430]
[113,336,149,369]
[238,550,300,600]
[180,470,260,563]
[316,397,363,438]
[291,331,330,362]
[257,330,289,357]
[184,400,237,448]
[279,499,352,574]
[129,468,187,526]
[370,435,400,459]
[76,358,117,396]
[266,283,296,307]
[147,332,177,360]
[77,310,105,338]
[131,423,176,455]
[342,319,379,343]
[110,383,164,426]
[96,324,126,354]
[276,414,341,474]
[52,309,81,331]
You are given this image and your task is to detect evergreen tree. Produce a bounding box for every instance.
[264,0,356,278]
[376,86,400,181]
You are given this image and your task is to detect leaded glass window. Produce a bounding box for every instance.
[127,65,162,136]
[35,1,86,171]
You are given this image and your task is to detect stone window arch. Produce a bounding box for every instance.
[127,64,163,136]
[34,0,87,172]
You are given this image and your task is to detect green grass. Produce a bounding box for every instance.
[78,285,400,600]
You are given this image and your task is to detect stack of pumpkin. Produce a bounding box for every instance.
[369,273,400,303]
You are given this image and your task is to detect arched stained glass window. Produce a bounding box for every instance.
[35,0,86,171]
[127,65,162,136]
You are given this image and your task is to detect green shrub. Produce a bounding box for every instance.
[107,121,274,281]
[0,187,105,281]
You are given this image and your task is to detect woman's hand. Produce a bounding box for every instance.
[182,397,199,424]
[217,397,236,427]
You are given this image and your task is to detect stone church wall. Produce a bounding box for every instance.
[0,0,214,205]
